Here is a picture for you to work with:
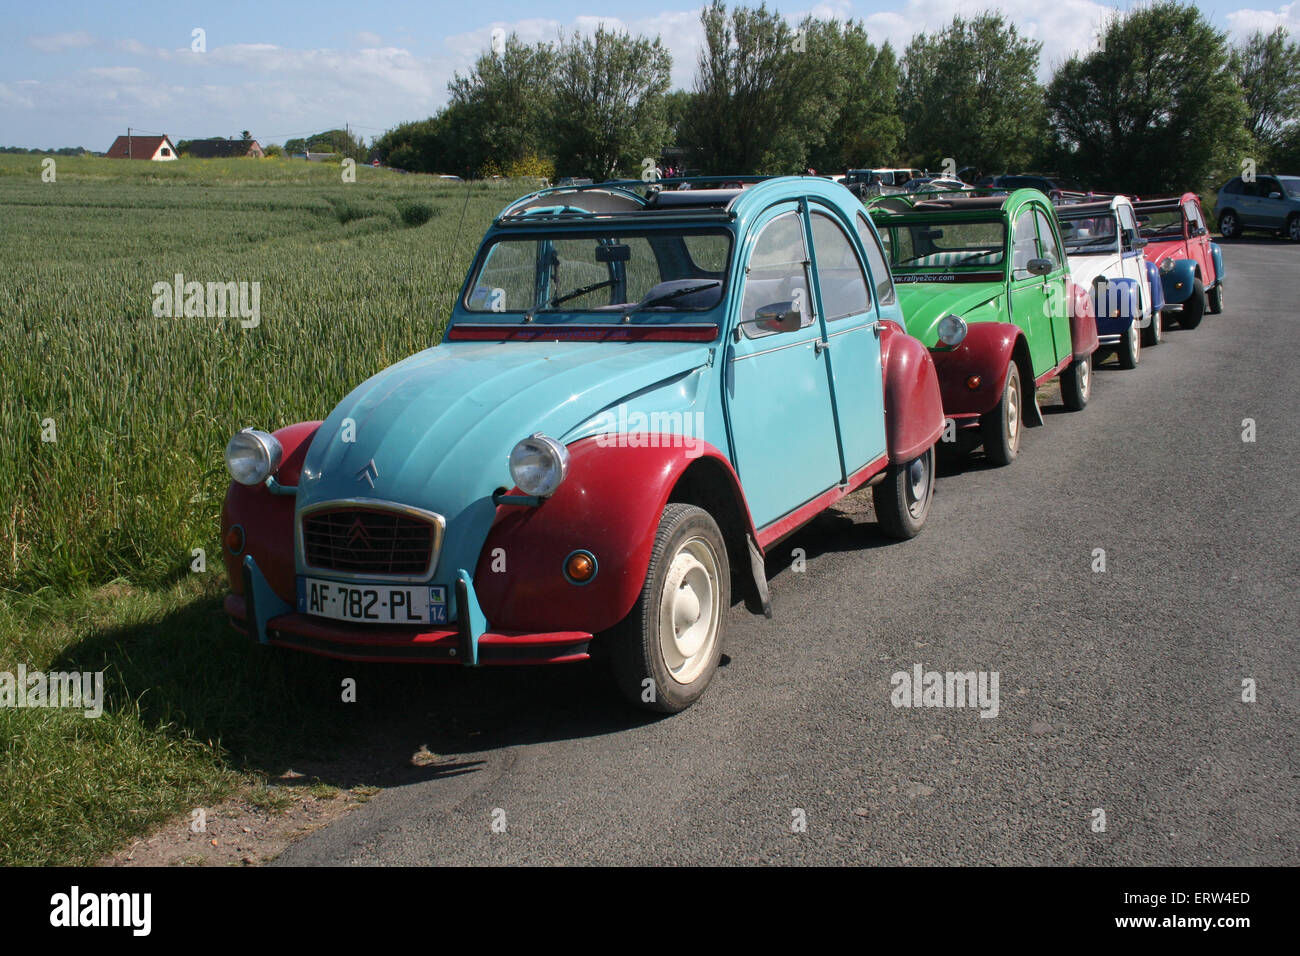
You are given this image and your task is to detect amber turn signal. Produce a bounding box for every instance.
[224,526,244,555]
[966,375,982,390]
[564,550,597,584]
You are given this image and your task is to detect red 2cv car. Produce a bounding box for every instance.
[1134,193,1225,331]
[220,176,946,712]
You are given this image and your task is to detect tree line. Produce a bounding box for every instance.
[374,0,1299,194]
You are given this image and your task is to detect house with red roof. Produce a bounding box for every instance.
[105,134,178,161]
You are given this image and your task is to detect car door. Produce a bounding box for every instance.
[1008,207,1055,377]
[725,204,843,529]
[807,205,887,476]
[1256,177,1284,229]
[1034,208,1073,365]
[1117,203,1145,310]
[1182,199,1214,283]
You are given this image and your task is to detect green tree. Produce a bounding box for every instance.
[447,34,557,177]
[681,2,839,174]
[1046,2,1248,194]
[551,26,672,180]
[901,13,1045,176]
[1230,27,1300,155]
[806,27,903,173]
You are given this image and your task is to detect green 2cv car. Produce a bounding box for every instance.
[221,176,946,713]
[867,189,1099,464]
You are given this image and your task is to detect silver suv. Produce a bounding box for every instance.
[1215,174,1300,241]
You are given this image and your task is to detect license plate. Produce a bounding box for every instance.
[298,578,447,625]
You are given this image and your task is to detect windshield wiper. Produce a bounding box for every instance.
[545,278,618,308]
[622,280,721,316]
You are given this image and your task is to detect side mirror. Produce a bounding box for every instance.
[1130,236,1148,249]
[735,302,803,340]
[1027,257,1054,276]
[1269,192,1282,200]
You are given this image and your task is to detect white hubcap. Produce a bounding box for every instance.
[658,537,721,684]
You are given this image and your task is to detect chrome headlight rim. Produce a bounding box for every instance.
[508,433,570,498]
[224,427,283,486]
[1159,258,1175,273]
[936,313,969,347]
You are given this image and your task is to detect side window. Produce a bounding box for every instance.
[741,211,812,338]
[1183,201,1204,232]
[1224,178,1242,195]
[856,213,896,306]
[1012,210,1038,277]
[810,211,870,320]
[1034,210,1063,270]
[1260,177,1282,198]
[1117,205,1138,249]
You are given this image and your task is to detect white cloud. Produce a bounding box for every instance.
[26,31,96,53]
[1226,2,1300,36]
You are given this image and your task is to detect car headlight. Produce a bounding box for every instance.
[224,428,283,486]
[1159,259,1174,273]
[509,434,569,498]
[936,313,968,346]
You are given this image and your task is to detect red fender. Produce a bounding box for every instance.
[221,421,321,602]
[929,322,1022,419]
[1067,280,1100,359]
[878,320,945,462]
[473,437,756,635]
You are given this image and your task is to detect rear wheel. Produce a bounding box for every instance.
[1061,352,1092,411]
[873,445,935,540]
[1141,302,1163,347]
[981,362,1023,466]
[1179,279,1205,329]
[1116,319,1141,370]
[1218,210,1239,239]
[1207,280,1224,315]
[608,503,728,714]
[1288,215,1300,242]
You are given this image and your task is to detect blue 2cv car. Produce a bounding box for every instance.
[221,176,946,712]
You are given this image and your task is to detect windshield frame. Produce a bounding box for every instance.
[460,225,735,321]
[1057,211,1120,254]
[873,214,1009,275]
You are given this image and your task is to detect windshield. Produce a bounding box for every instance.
[1137,208,1183,238]
[1058,213,1118,252]
[876,218,1006,270]
[464,228,731,317]
[1279,177,1300,197]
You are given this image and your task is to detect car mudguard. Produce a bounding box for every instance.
[221,421,321,604]
[1143,260,1166,313]
[1210,242,1225,286]
[1159,259,1198,304]
[878,319,945,462]
[928,321,1022,419]
[1067,279,1101,358]
[473,437,758,635]
[1091,277,1139,337]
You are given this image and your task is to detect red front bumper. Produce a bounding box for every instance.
[224,595,592,665]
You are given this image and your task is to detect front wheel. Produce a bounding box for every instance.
[980,361,1023,466]
[873,445,936,540]
[608,503,729,713]
[1218,210,1239,239]
[1117,320,1141,370]
[1207,280,1224,315]
[1179,279,1205,329]
[1141,304,1163,347]
[1288,215,1300,242]
[1061,353,1092,411]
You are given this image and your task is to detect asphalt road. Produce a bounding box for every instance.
[277,239,1298,866]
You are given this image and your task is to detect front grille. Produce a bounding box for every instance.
[302,507,436,576]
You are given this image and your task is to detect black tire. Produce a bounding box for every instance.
[980,361,1023,466]
[1288,214,1300,243]
[608,503,729,714]
[1179,279,1205,329]
[1218,210,1239,239]
[1061,352,1092,411]
[1116,319,1141,370]
[1140,298,1162,347]
[873,444,935,540]
[1207,280,1224,315]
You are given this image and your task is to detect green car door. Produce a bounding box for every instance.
[1007,206,1056,377]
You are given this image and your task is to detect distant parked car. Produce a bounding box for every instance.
[1215,174,1300,241]
[988,175,1077,202]
[867,188,1099,466]
[1134,194,1225,329]
[905,176,967,193]
[1055,195,1165,367]
[555,177,594,187]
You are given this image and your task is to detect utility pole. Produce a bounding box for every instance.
[127,126,132,159]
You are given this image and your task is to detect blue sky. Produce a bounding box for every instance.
[2,0,1296,149]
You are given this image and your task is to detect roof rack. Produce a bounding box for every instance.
[493,174,780,226]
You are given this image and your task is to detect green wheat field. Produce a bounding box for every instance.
[0,155,527,864]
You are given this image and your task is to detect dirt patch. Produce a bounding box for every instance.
[104,773,379,867]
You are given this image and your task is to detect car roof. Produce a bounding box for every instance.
[867,187,1049,217]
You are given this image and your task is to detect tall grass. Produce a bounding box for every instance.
[0,156,520,591]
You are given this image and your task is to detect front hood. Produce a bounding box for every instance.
[1143,239,1186,264]
[295,339,712,581]
[1067,253,1119,290]
[894,280,1005,346]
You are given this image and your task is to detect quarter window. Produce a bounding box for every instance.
[810,212,870,320]
[855,213,896,305]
